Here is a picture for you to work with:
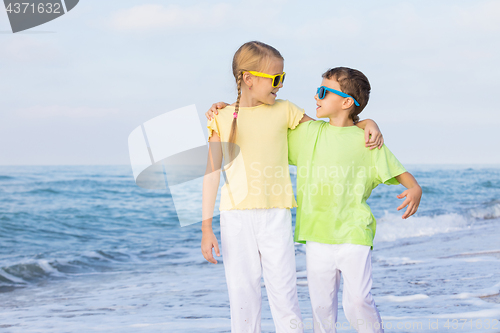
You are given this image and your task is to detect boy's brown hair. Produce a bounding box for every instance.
[322,67,371,123]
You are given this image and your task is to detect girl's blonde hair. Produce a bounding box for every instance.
[227,41,283,159]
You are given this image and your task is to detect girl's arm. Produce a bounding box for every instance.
[394,172,422,219]
[201,132,223,264]
[299,114,314,123]
[356,119,384,150]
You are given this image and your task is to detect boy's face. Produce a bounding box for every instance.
[315,78,346,119]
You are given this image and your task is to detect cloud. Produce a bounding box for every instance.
[108,3,232,31]
[107,1,289,34]
[16,105,120,118]
[0,3,9,25]
[294,16,361,41]
[0,36,61,63]
[454,1,500,32]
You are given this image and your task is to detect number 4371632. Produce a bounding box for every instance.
[443,319,498,330]
[5,2,62,14]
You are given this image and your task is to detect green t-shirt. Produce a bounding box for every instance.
[288,120,407,249]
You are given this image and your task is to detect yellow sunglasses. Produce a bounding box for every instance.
[245,71,286,88]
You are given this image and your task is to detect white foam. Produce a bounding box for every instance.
[380,294,429,302]
[37,259,58,274]
[129,323,152,327]
[460,274,494,281]
[375,256,424,266]
[462,257,499,263]
[453,281,500,299]
[432,308,500,319]
[296,270,307,278]
[375,211,470,242]
[82,250,108,260]
[469,202,500,219]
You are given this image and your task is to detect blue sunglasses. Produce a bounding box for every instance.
[316,86,360,107]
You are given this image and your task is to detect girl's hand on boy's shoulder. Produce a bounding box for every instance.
[364,123,384,150]
[397,185,422,219]
[366,132,384,150]
[206,102,230,120]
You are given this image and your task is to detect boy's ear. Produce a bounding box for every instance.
[342,98,355,110]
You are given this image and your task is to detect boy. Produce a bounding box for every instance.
[288,67,422,333]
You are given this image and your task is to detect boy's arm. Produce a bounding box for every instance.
[206,103,316,124]
[394,172,422,219]
[356,119,384,150]
[206,102,230,120]
[210,98,381,150]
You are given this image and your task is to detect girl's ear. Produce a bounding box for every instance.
[242,72,253,88]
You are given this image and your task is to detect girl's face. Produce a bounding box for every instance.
[250,58,284,106]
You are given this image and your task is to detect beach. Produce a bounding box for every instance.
[1,165,499,332]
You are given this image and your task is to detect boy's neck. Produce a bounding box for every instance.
[328,113,354,127]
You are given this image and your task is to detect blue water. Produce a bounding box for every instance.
[1,165,500,332]
[0,166,185,290]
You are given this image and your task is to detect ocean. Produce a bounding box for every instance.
[1,165,499,332]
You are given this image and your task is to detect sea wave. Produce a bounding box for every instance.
[375,212,470,242]
[0,250,136,292]
[469,201,500,219]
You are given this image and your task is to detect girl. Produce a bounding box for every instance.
[201,41,383,333]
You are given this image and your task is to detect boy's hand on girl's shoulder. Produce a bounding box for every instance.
[396,185,422,219]
[201,229,221,264]
[205,102,229,120]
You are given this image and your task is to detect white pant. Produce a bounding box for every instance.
[220,208,303,333]
[306,242,384,333]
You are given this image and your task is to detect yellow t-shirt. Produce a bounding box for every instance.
[207,99,304,211]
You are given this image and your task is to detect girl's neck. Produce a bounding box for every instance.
[238,88,263,108]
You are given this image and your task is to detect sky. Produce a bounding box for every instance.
[1,0,499,165]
